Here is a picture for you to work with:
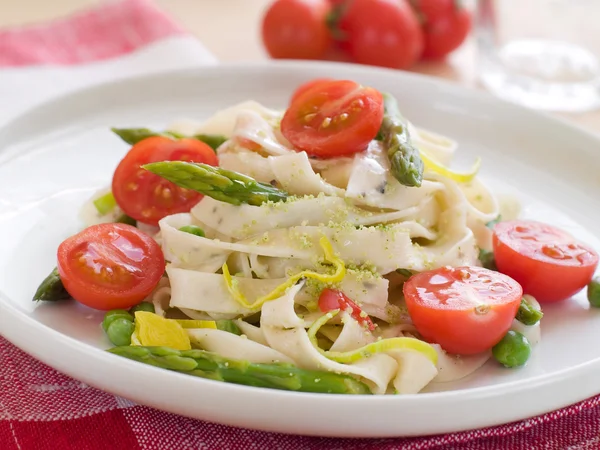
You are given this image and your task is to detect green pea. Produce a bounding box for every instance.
[129,302,155,314]
[179,225,205,238]
[102,309,133,332]
[515,296,543,326]
[106,318,135,346]
[587,277,600,308]
[492,331,531,368]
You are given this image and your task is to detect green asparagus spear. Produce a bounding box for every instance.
[32,267,70,302]
[111,127,183,145]
[108,346,371,394]
[380,93,424,188]
[192,134,228,151]
[111,128,227,151]
[143,161,289,206]
[515,296,543,325]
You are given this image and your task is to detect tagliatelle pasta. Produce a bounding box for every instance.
[142,99,522,394]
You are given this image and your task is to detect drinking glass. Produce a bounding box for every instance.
[474,0,600,112]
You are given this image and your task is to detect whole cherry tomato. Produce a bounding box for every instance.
[413,0,472,59]
[338,0,424,69]
[262,0,333,60]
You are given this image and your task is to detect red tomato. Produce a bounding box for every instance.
[338,0,424,69]
[57,223,165,310]
[235,137,263,152]
[290,78,332,104]
[493,221,599,303]
[262,0,333,60]
[421,5,471,59]
[318,288,375,331]
[281,79,384,157]
[112,137,218,226]
[411,0,454,22]
[403,266,522,355]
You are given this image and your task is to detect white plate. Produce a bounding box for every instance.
[0,62,599,438]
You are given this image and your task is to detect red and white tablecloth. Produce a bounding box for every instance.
[1,1,599,448]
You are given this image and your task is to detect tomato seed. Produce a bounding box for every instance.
[474,305,490,315]
[303,113,317,123]
[542,245,567,260]
[458,269,471,280]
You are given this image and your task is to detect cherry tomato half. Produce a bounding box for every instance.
[319,288,375,331]
[112,137,218,226]
[281,79,384,157]
[493,221,599,303]
[338,0,424,69]
[262,0,333,60]
[403,266,522,355]
[57,223,165,310]
[290,78,332,104]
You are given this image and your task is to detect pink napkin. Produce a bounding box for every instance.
[1,1,599,448]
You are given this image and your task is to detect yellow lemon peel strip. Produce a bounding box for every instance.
[222,236,346,310]
[307,310,438,365]
[420,149,481,184]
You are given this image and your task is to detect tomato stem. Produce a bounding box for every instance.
[325,4,347,41]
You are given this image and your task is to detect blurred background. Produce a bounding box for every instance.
[2,0,600,129]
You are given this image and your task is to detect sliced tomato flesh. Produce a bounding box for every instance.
[403,266,522,355]
[289,78,333,104]
[281,79,384,158]
[57,223,165,310]
[493,220,599,303]
[112,137,218,226]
